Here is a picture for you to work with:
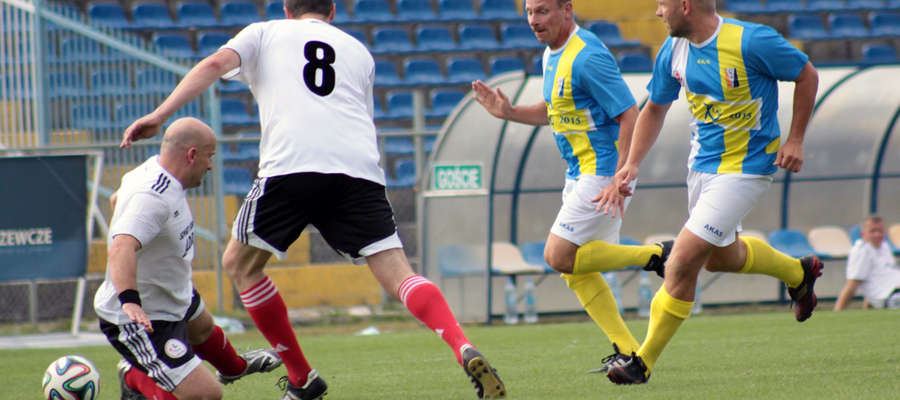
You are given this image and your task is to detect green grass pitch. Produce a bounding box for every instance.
[8,309,899,399]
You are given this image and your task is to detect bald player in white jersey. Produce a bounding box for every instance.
[120,1,506,399]
[96,118,281,400]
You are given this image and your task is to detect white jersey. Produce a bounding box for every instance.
[222,18,385,185]
[846,239,900,308]
[94,156,195,323]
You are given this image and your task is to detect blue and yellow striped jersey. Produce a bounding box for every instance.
[542,26,636,179]
[648,17,808,175]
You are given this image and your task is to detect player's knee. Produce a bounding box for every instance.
[544,250,574,273]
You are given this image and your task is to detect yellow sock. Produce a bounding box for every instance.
[738,236,804,288]
[638,286,693,372]
[573,240,661,274]
[563,273,640,354]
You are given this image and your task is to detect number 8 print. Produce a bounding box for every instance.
[303,41,336,96]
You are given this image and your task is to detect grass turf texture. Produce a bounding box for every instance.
[7,309,898,399]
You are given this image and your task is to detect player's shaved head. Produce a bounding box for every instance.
[692,0,717,12]
[161,117,216,155]
[284,0,333,18]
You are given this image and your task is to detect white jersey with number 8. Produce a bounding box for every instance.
[222,18,384,185]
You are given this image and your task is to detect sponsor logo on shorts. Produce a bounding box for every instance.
[558,223,575,233]
[704,224,723,237]
[164,339,187,359]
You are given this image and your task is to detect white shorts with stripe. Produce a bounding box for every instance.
[684,170,773,247]
[549,175,635,246]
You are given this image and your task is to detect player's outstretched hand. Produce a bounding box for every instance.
[121,114,164,148]
[472,80,512,120]
[774,139,804,172]
[122,303,153,333]
[613,164,638,197]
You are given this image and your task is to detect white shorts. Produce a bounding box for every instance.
[549,175,634,246]
[685,170,773,247]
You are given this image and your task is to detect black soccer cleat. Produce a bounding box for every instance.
[279,370,328,400]
[218,348,283,385]
[606,353,649,385]
[587,343,631,375]
[644,240,673,278]
[788,255,824,322]
[116,359,147,400]
[461,345,506,399]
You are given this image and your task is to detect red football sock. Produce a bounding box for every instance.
[399,275,471,365]
[191,324,247,377]
[125,366,177,400]
[241,276,312,387]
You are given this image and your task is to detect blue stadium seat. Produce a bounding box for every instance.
[446,57,486,84]
[458,24,500,50]
[769,229,827,259]
[372,27,416,54]
[131,2,178,30]
[220,1,260,27]
[197,32,230,58]
[373,95,387,120]
[725,0,766,14]
[870,12,900,37]
[500,23,542,49]
[416,26,458,51]
[531,54,543,75]
[266,0,285,19]
[344,28,367,45]
[479,0,521,21]
[520,241,553,273]
[862,44,899,63]
[221,98,259,126]
[383,136,415,155]
[222,142,259,162]
[617,52,652,73]
[586,20,640,48]
[806,0,848,12]
[48,72,85,97]
[848,224,862,243]
[153,33,196,59]
[403,58,444,85]
[114,102,155,129]
[852,0,887,9]
[219,80,251,94]
[766,0,807,12]
[353,0,394,23]
[90,69,131,95]
[426,88,465,118]
[375,60,404,87]
[489,56,525,76]
[385,91,414,120]
[386,158,416,188]
[177,1,221,29]
[438,244,483,277]
[88,3,131,30]
[223,167,254,195]
[59,37,103,62]
[136,68,178,95]
[828,13,870,38]
[396,0,439,22]
[424,134,437,153]
[333,0,351,24]
[788,15,830,40]
[72,104,115,130]
[438,0,478,21]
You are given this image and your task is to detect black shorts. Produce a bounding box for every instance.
[98,290,203,392]
[232,172,400,260]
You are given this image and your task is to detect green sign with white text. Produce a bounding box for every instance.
[433,164,483,191]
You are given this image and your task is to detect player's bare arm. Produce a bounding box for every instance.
[121,49,242,148]
[593,105,639,217]
[833,279,861,311]
[108,234,152,331]
[614,100,672,193]
[471,79,549,125]
[775,61,818,173]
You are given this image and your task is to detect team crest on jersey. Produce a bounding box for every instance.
[164,339,187,359]
[673,70,684,84]
[726,68,740,88]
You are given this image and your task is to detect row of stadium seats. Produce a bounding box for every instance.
[728,0,900,14]
[86,0,524,30]
[788,12,900,39]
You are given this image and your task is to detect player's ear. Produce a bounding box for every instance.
[328,3,335,21]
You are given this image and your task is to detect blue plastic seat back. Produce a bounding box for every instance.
[375,60,403,86]
[372,27,415,53]
[447,57,486,84]
[404,58,444,85]
[438,0,478,21]
[869,12,900,36]
[396,0,439,21]
[438,244,483,276]
[416,26,457,51]
[480,0,521,21]
[769,229,820,259]
[617,52,651,73]
[519,241,552,272]
[153,33,195,58]
[458,24,499,50]
[197,32,231,57]
[354,0,394,22]
[266,1,285,19]
[500,23,541,49]
[862,44,898,63]
[88,3,131,29]
[132,2,177,29]
[177,1,220,28]
[828,13,870,38]
[489,56,525,76]
[788,15,830,39]
[221,1,261,27]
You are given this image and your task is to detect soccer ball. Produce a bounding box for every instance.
[42,355,100,400]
